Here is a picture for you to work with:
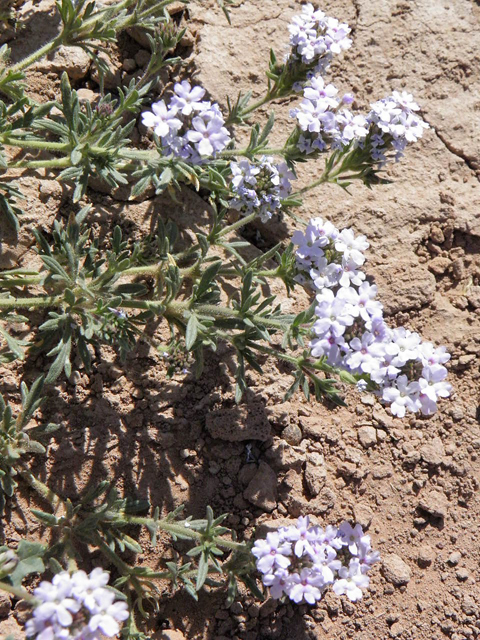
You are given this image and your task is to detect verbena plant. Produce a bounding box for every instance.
[0,1,450,638]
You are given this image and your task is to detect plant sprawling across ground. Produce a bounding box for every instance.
[0,1,455,639]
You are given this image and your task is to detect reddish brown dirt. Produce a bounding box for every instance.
[1,1,480,639]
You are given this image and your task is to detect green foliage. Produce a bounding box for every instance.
[0,377,59,513]
[0,0,405,633]
[0,540,46,589]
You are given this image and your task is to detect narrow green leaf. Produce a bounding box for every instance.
[185,314,199,351]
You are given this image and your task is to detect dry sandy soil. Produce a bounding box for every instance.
[1,0,480,639]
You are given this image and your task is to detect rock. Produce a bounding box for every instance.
[76,88,99,104]
[158,631,186,640]
[42,45,91,80]
[428,256,451,275]
[357,426,377,448]
[259,597,278,618]
[299,415,324,438]
[462,595,477,616]
[134,49,151,67]
[420,438,445,466]
[281,424,302,445]
[467,286,480,309]
[373,464,393,479]
[90,52,122,89]
[429,225,445,244]
[382,554,411,586]
[206,404,270,441]
[0,592,11,617]
[389,622,405,638]
[265,439,304,472]
[458,354,476,367]
[243,462,277,512]
[353,503,374,529]
[122,57,137,72]
[451,258,465,280]
[417,545,435,567]
[14,599,31,624]
[0,617,24,640]
[304,460,326,497]
[456,568,469,582]
[312,487,336,514]
[337,462,368,480]
[448,551,461,566]
[374,257,436,314]
[372,408,395,430]
[418,490,449,519]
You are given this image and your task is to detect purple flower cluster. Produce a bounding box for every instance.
[25,568,129,640]
[291,78,368,154]
[366,91,430,163]
[291,80,429,164]
[288,4,352,75]
[141,80,231,163]
[229,157,295,222]
[252,517,379,604]
[293,218,452,417]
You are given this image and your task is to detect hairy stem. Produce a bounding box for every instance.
[9,0,134,74]
[0,295,63,310]
[166,300,292,330]
[116,515,245,552]
[290,171,329,198]
[217,212,257,238]
[9,157,72,170]
[0,580,37,603]
[9,36,64,74]
[19,467,64,513]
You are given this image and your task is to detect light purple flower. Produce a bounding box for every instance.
[338,522,371,556]
[332,560,370,601]
[382,375,421,417]
[252,532,292,574]
[418,364,452,403]
[141,100,181,137]
[288,568,325,604]
[88,589,129,637]
[335,228,369,265]
[171,80,206,115]
[263,568,291,599]
[187,116,228,156]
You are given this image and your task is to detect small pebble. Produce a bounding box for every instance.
[456,568,469,582]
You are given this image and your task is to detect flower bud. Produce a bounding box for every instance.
[0,548,18,576]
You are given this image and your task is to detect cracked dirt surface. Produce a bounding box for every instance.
[1,1,480,639]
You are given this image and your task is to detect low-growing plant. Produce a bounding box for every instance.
[0,1,451,638]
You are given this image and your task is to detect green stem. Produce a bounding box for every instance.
[166,300,292,330]
[95,537,132,574]
[251,342,300,365]
[217,212,257,238]
[218,147,286,159]
[0,137,70,152]
[0,580,37,603]
[9,0,136,74]
[0,276,43,287]
[9,158,71,170]
[290,171,329,198]
[95,535,155,604]
[239,94,273,117]
[18,467,64,512]
[122,264,161,277]
[117,515,245,552]
[0,295,63,310]
[10,36,64,73]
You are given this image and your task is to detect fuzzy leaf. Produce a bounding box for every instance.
[185,314,199,350]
